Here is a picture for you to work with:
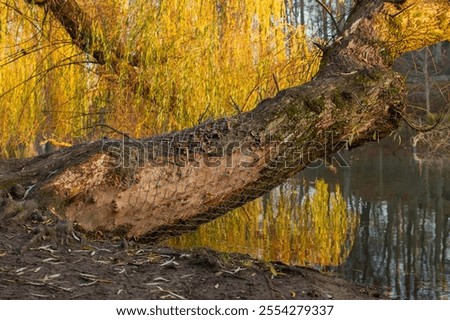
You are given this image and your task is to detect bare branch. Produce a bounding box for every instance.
[24,0,140,68]
[79,124,133,140]
[24,0,106,63]
[314,0,341,33]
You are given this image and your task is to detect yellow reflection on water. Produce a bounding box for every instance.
[167,179,359,267]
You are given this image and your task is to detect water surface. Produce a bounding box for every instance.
[169,139,450,299]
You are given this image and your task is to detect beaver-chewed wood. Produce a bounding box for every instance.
[0,0,409,242]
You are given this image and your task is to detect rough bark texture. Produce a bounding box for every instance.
[25,0,136,67]
[2,0,407,242]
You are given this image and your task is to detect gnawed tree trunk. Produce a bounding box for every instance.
[1,0,407,242]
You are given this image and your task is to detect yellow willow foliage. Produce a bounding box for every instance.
[0,0,319,157]
[0,2,89,157]
[167,179,359,267]
[377,0,450,60]
[92,0,319,135]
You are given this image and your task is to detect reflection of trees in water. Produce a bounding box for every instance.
[304,141,450,299]
[167,179,359,267]
[168,139,449,299]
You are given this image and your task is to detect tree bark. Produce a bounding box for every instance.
[2,0,409,242]
[24,0,138,67]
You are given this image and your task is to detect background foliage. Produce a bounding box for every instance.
[0,0,320,157]
[1,0,448,157]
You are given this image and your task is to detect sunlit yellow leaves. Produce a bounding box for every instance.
[0,1,88,157]
[377,0,450,60]
[0,0,318,157]
[1,0,448,157]
[167,179,359,267]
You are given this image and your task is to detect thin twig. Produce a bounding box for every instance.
[197,104,211,124]
[272,73,280,93]
[230,96,242,114]
[315,0,341,33]
[80,123,133,140]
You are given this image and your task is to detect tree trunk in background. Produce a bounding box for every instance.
[300,0,305,25]
[321,2,329,40]
[336,0,346,31]
[423,49,431,112]
[1,0,409,242]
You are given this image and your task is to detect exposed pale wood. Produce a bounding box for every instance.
[1,0,413,241]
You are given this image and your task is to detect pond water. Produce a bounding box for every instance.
[168,138,450,300]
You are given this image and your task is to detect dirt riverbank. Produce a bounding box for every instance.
[0,200,384,300]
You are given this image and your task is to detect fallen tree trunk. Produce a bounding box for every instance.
[1,0,407,242]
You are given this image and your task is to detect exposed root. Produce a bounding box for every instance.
[0,187,84,252]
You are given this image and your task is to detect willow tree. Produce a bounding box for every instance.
[0,0,449,242]
[0,0,316,156]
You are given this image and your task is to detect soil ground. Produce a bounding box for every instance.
[0,200,385,300]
